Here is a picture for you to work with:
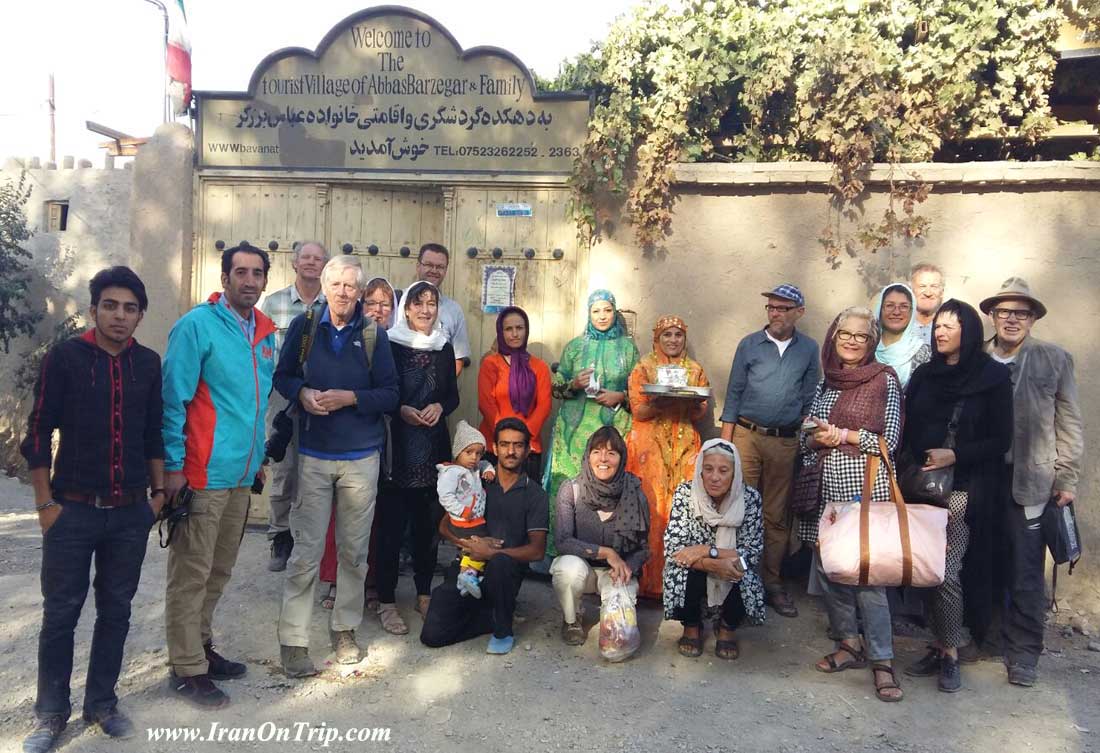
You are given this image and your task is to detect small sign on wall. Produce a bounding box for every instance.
[495,202,532,217]
[482,265,516,313]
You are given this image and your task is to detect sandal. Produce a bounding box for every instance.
[677,627,703,658]
[815,642,868,673]
[377,603,409,635]
[320,585,336,611]
[714,623,739,661]
[871,663,904,702]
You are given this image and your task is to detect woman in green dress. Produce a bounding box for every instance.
[543,289,639,556]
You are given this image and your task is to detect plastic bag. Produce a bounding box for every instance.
[598,584,641,662]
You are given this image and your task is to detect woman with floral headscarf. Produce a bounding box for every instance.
[543,290,639,557]
[626,315,710,598]
[478,306,553,479]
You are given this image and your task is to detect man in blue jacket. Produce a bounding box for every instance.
[162,243,277,708]
[273,255,399,677]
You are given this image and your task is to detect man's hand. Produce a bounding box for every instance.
[165,471,188,505]
[300,387,330,416]
[37,504,62,533]
[605,550,633,586]
[461,536,503,561]
[1053,490,1076,508]
[400,405,427,426]
[316,389,356,411]
[420,402,443,427]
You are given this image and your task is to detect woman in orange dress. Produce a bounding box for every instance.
[626,316,710,598]
[477,306,553,479]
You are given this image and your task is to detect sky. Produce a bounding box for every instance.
[0,0,637,163]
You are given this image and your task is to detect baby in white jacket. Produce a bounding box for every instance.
[437,421,495,598]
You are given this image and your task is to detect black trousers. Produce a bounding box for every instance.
[671,569,748,629]
[374,485,444,602]
[37,500,153,719]
[420,555,526,646]
[1002,495,1047,668]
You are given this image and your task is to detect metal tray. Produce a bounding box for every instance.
[641,384,712,398]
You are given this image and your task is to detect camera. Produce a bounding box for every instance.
[158,485,194,548]
[266,407,294,464]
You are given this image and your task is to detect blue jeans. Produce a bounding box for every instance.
[817,556,894,661]
[36,500,154,720]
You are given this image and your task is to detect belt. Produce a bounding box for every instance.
[737,417,798,439]
[60,489,145,509]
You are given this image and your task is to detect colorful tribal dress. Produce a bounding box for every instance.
[626,316,710,598]
[542,291,638,556]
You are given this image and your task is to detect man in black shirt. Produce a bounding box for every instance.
[421,418,548,654]
[20,267,164,753]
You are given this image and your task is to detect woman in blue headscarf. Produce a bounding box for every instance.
[543,290,639,556]
[872,283,931,389]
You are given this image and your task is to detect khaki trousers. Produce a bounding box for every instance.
[731,423,799,591]
[166,487,251,677]
[278,453,379,647]
[550,554,639,624]
[265,392,298,537]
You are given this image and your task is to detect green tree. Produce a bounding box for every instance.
[0,173,43,353]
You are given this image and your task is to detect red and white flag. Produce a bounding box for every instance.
[166,0,191,115]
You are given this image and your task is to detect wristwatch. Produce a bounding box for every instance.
[708,546,719,559]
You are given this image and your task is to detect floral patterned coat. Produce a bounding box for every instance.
[661,481,766,625]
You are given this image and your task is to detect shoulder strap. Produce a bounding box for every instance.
[360,317,377,372]
[943,400,965,448]
[297,303,323,377]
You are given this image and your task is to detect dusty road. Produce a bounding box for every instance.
[1,475,1097,753]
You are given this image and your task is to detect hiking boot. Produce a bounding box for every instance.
[1007,663,1038,687]
[204,642,247,680]
[331,630,363,665]
[268,531,293,572]
[22,716,65,753]
[766,590,799,618]
[280,645,319,678]
[904,647,942,677]
[561,620,585,646]
[938,655,962,693]
[82,706,134,738]
[168,672,230,709]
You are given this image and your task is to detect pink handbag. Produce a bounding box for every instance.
[818,437,948,588]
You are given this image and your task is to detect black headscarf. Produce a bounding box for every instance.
[573,427,649,554]
[921,299,1007,400]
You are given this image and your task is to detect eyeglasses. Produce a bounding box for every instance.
[991,307,1033,321]
[418,262,447,273]
[881,303,911,313]
[363,300,393,311]
[764,304,798,313]
[835,329,872,344]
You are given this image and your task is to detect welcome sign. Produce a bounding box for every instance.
[195,7,590,175]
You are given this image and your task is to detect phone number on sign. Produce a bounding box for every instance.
[432,145,581,158]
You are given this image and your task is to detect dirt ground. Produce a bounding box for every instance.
[1,474,1098,753]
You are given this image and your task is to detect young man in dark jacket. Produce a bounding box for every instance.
[20,267,164,753]
[273,255,399,676]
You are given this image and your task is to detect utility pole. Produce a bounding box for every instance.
[48,73,56,164]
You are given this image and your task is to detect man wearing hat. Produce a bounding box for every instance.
[981,277,1083,687]
[720,283,820,617]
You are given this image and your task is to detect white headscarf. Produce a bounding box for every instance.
[872,282,927,388]
[388,280,448,351]
[690,438,746,607]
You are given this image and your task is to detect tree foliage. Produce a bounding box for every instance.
[0,173,42,353]
[550,0,1066,259]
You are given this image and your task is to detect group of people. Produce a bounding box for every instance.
[18,237,1084,750]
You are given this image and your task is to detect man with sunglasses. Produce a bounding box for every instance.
[720,283,820,618]
[980,277,1083,688]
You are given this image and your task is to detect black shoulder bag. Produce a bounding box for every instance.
[897,400,964,508]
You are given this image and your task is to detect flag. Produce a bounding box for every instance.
[166,0,191,116]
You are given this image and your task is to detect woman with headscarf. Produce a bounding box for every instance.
[371,280,460,632]
[662,439,764,661]
[478,306,553,479]
[551,427,649,646]
[320,276,401,615]
[794,306,904,702]
[872,283,931,389]
[626,315,710,598]
[901,300,1012,693]
[543,290,639,556]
